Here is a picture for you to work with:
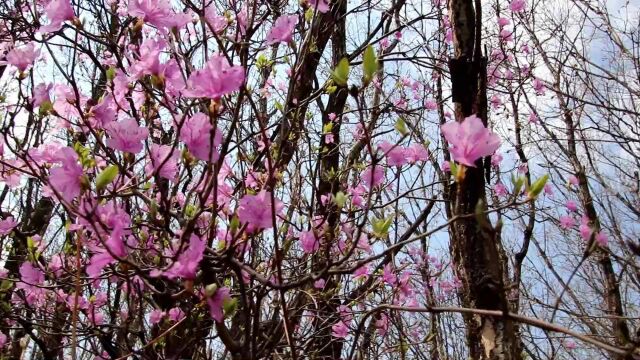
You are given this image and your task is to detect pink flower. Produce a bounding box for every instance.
[180,113,223,162]
[1,43,40,72]
[565,200,578,212]
[491,152,503,167]
[529,112,539,124]
[500,29,513,42]
[308,0,330,12]
[510,0,526,12]
[168,307,185,322]
[39,0,75,33]
[314,279,326,289]
[544,183,554,196]
[183,55,245,99]
[48,147,83,202]
[378,141,408,167]
[568,175,579,186]
[564,339,577,350]
[579,216,592,240]
[382,264,396,285]
[375,314,389,336]
[106,118,149,153]
[32,83,52,107]
[149,309,165,325]
[406,144,429,163]
[163,234,206,280]
[353,265,370,280]
[0,217,17,235]
[494,182,508,197]
[498,17,510,27]
[300,230,320,254]
[331,321,349,338]
[147,144,179,180]
[19,262,45,285]
[424,99,438,110]
[266,15,297,45]
[237,190,284,232]
[204,8,228,33]
[0,332,6,349]
[595,231,608,247]
[441,114,501,167]
[559,215,575,229]
[206,286,231,322]
[128,0,191,29]
[361,165,384,188]
[533,78,546,95]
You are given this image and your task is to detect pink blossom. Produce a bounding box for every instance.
[375,313,389,336]
[353,265,370,280]
[406,144,429,163]
[300,230,320,254]
[494,182,508,197]
[544,183,554,196]
[314,279,326,289]
[237,190,284,232]
[19,262,45,285]
[48,147,83,202]
[204,8,228,33]
[579,216,592,240]
[441,161,451,172]
[529,112,539,124]
[595,231,608,247]
[498,17,510,28]
[559,215,575,229]
[382,263,396,285]
[491,152,503,167]
[127,0,191,29]
[106,118,149,153]
[533,78,546,95]
[510,0,526,12]
[168,307,185,322]
[564,339,577,350]
[0,332,6,349]
[39,0,75,33]
[568,175,579,186]
[441,114,501,167]
[32,83,52,107]
[361,165,384,188]
[183,55,245,99]
[500,29,513,42]
[147,144,179,180]
[149,309,165,325]
[331,321,349,338]
[180,112,223,162]
[424,99,438,110]
[565,200,578,212]
[163,234,206,280]
[266,15,297,45]
[308,0,330,13]
[206,286,231,322]
[378,141,407,167]
[0,217,17,235]
[1,43,40,72]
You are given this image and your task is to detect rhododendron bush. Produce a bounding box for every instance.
[0,0,638,358]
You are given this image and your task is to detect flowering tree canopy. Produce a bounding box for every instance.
[0,0,638,359]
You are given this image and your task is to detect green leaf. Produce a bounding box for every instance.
[334,191,347,208]
[395,117,408,136]
[362,45,378,85]
[371,217,393,238]
[305,8,314,22]
[106,67,116,81]
[528,174,549,199]
[332,58,350,87]
[511,174,525,198]
[205,283,218,297]
[326,85,337,94]
[95,165,118,191]
[223,297,238,318]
